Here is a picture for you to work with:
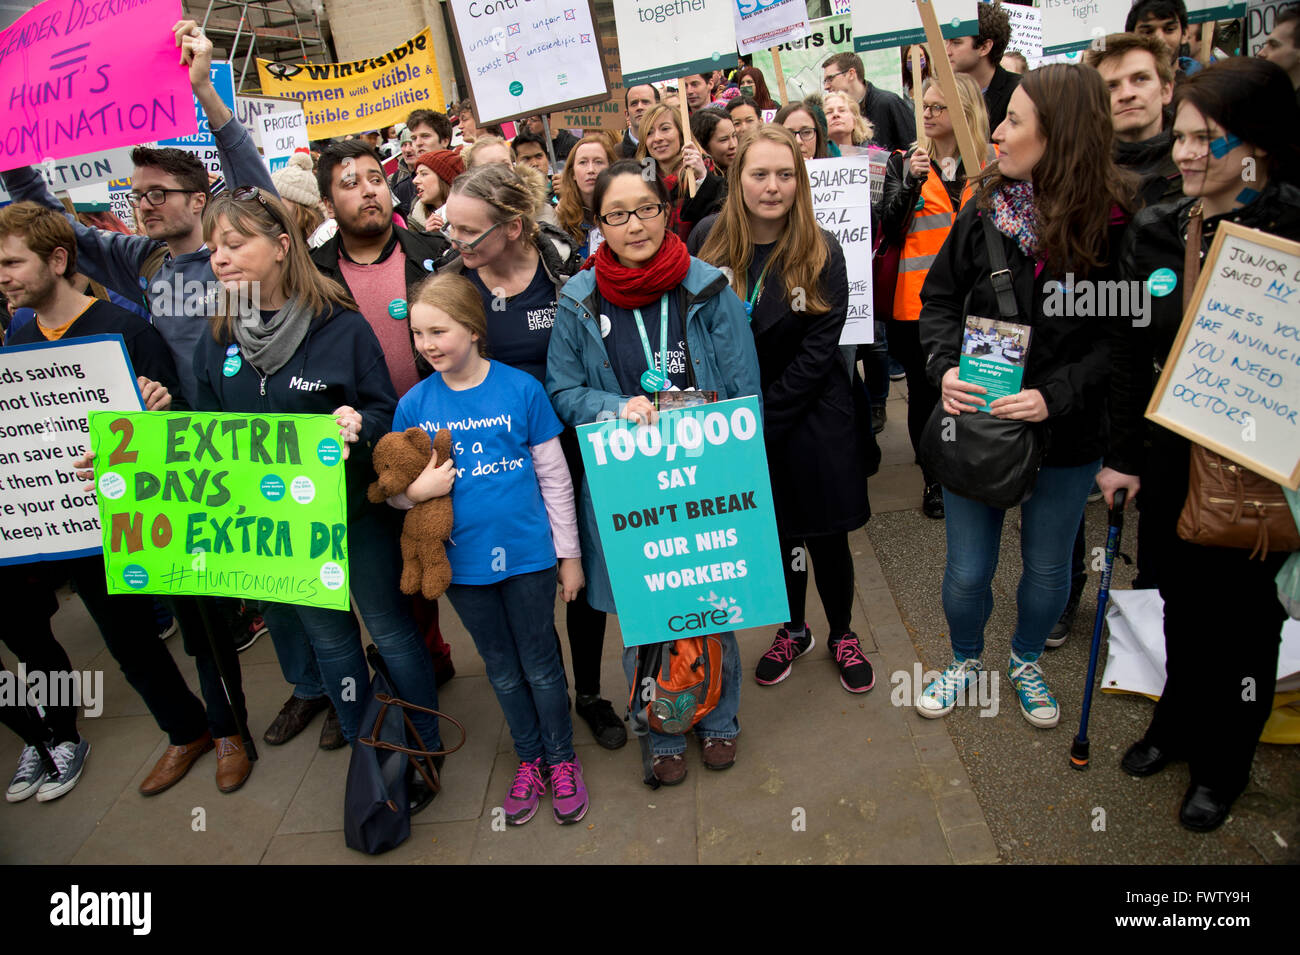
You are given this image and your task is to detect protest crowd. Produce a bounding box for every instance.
[2,0,1299,854]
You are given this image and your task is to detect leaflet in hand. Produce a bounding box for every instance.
[959,316,1031,410]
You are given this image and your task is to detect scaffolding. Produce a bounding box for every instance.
[196,0,333,94]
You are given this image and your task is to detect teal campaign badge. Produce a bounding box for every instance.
[509,81,523,96]
[317,438,342,466]
[640,369,668,392]
[1147,268,1177,298]
[222,353,242,377]
[260,474,286,501]
[388,299,408,321]
[122,565,149,589]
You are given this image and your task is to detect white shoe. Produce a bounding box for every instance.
[917,658,983,719]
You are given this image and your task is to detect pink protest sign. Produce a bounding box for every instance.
[0,0,196,171]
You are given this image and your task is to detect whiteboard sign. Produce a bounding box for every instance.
[1146,222,1300,490]
[808,157,873,343]
[612,0,737,86]
[1040,0,1131,56]
[852,0,978,52]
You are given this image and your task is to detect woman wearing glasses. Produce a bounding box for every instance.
[546,159,761,785]
[879,73,990,520]
[636,104,726,239]
[192,188,445,797]
[439,164,627,750]
[775,101,834,160]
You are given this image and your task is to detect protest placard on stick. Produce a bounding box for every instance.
[851,0,977,52]
[611,0,737,86]
[1146,223,1300,490]
[807,156,873,343]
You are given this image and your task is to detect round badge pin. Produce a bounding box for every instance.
[1147,267,1177,298]
[388,299,408,320]
[222,354,242,377]
[225,344,240,357]
[640,368,668,392]
[599,314,611,338]
[422,258,435,272]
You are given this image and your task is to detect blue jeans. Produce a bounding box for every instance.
[445,566,575,766]
[621,631,741,757]
[259,505,441,747]
[265,610,326,700]
[941,460,1100,660]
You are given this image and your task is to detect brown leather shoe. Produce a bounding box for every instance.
[318,704,346,751]
[262,694,329,745]
[700,737,737,770]
[139,733,214,796]
[214,735,252,793]
[652,753,687,786]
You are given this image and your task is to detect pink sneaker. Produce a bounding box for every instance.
[502,757,546,825]
[549,758,589,825]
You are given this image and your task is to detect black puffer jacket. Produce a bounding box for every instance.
[919,200,1130,467]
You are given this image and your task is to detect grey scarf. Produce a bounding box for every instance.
[232,297,315,378]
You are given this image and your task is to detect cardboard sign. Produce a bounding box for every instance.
[88,411,352,608]
[1003,2,1044,66]
[447,0,609,127]
[808,156,873,342]
[0,0,195,171]
[1146,223,1300,490]
[559,6,626,135]
[256,29,445,140]
[611,0,737,86]
[257,107,308,172]
[732,0,810,56]
[751,14,902,101]
[0,336,143,566]
[1185,0,1247,23]
[1247,0,1295,55]
[851,0,978,52]
[578,397,786,647]
[1039,0,1131,56]
[236,94,304,152]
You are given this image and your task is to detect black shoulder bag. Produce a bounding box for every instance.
[918,215,1046,510]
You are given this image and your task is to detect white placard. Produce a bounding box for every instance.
[733,0,811,55]
[258,107,309,173]
[447,0,609,126]
[807,157,873,343]
[236,95,306,152]
[0,336,145,565]
[852,0,979,52]
[1185,0,1247,24]
[1039,0,1131,56]
[613,0,738,86]
[0,147,137,205]
[1146,223,1300,489]
[1003,3,1044,66]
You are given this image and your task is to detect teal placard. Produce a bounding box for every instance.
[578,397,787,647]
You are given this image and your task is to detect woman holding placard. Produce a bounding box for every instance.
[546,159,761,784]
[696,125,876,693]
[191,188,445,798]
[916,65,1135,731]
[636,105,726,240]
[1098,59,1300,833]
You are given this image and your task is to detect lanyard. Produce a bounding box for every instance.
[744,258,772,321]
[632,294,670,377]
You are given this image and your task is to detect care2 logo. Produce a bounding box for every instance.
[668,591,742,633]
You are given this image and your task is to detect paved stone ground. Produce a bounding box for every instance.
[2,389,1294,864]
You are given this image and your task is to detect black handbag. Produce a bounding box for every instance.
[919,215,1045,510]
[344,645,466,855]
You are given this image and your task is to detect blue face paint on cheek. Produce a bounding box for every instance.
[1209,133,1241,158]
[1236,187,1261,205]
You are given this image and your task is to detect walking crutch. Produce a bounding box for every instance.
[1070,488,1127,770]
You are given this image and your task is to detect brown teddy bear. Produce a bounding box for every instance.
[367,427,455,599]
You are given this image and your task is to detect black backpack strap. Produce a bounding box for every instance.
[979,213,1020,322]
[630,643,664,789]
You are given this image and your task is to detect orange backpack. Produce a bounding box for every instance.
[631,636,725,735]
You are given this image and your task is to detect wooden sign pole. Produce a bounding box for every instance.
[917,0,985,180]
[1199,21,1214,67]
[677,75,698,196]
[910,46,924,142]
[770,47,790,105]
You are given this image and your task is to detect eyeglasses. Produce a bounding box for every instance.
[440,219,508,252]
[230,186,291,233]
[922,104,949,116]
[823,70,846,85]
[127,187,195,207]
[597,202,667,227]
[790,127,819,143]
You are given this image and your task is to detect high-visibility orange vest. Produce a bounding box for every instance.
[893,164,976,322]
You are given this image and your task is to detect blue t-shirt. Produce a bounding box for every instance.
[600,291,690,395]
[465,261,557,383]
[392,361,564,585]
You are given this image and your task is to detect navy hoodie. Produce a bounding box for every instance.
[192,305,398,517]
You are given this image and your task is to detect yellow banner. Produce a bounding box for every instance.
[256,29,445,140]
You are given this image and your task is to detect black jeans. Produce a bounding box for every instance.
[0,566,77,747]
[886,319,941,485]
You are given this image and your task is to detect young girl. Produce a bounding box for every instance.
[698,125,875,693]
[546,160,761,785]
[394,272,589,826]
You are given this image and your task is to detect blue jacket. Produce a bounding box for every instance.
[545,258,761,613]
[0,117,277,408]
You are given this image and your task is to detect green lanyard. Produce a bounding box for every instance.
[632,294,670,392]
[744,258,772,322]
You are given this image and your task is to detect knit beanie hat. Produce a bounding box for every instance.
[271,151,319,206]
[415,149,465,188]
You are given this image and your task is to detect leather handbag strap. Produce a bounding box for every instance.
[980,213,1020,321]
[1182,203,1204,313]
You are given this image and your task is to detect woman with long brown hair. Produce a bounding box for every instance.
[775,100,834,160]
[697,125,876,693]
[191,187,446,804]
[737,66,780,111]
[555,131,618,257]
[915,64,1134,729]
[636,103,726,239]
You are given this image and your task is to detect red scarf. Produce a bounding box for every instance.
[585,229,692,309]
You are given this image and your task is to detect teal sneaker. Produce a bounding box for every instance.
[917,657,982,718]
[1008,652,1059,728]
